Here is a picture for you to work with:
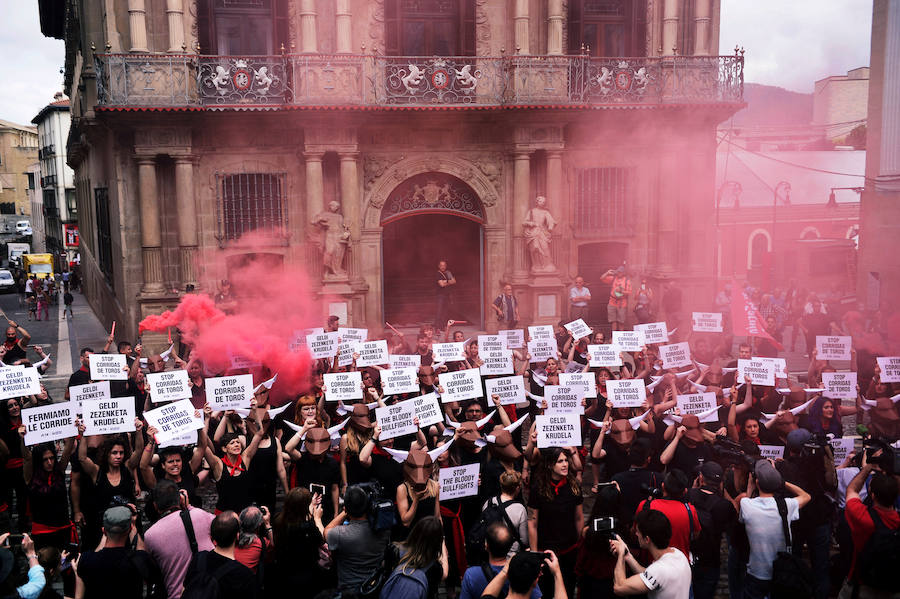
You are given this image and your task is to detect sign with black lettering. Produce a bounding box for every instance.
[758,445,784,459]
[527,339,556,363]
[382,367,419,396]
[692,312,723,333]
[816,336,851,361]
[147,370,192,403]
[484,376,526,405]
[823,371,857,400]
[559,372,597,399]
[439,463,480,500]
[607,379,646,408]
[305,332,340,359]
[89,354,128,380]
[587,344,622,367]
[23,401,77,446]
[544,385,584,414]
[877,357,900,383]
[336,340,360,368]
[738,359,776,386]
[289,327,323,352]
[830,437,854,464]
[389,354,421,369]
[69,381,111,414]
[480,349,514,376]
[634,322,669,345]
[356,340,389,367]
[612,331,645,353]
[500,329,525,350]
[205,374,254,410]
[0,366,41,400]
[144,399,203,445]
[563,318,593,341]
[432,342,466,362]
[412,393,443,428]
[337,327,368,344]
[478,335,505,354]
[323,371,363,402]
[227,349,261,370]
[375,401,417,440]
[535,413,582,448]
[676,392,718,423]
[660,342,692,369]
[438,368,483,402]
[83,397,135,436]
[528,325,554,341]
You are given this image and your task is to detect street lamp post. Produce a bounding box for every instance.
[716,181,742,292]
[772,181,791,289]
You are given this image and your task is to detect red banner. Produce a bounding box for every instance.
[730,281,784,350]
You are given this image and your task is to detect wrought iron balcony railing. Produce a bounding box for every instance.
[93,53,743,109]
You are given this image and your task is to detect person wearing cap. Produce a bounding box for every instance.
[686,463,737,599]
[324,485,392,593]
[738,460,811,599]
[600,267,631,331]
[284,425,340,525]
[635,470,701,562]
[0,532,44,599]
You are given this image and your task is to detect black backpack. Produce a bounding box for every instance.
[466,496,522,562]
[770,495,814,599]
[688,491,718,566]
[181,553,242,599]
[855,506,900,592]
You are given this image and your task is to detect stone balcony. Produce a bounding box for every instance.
[93,52,744,110]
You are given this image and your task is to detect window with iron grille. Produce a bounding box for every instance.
[94,188,114,284]
[573,167,634,233]
[217,172,286,241]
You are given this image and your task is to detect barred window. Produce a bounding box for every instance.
[217,172,286,241]
[95,188,114,284]
[573,167,634,233]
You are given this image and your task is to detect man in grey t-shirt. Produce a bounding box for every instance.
[325,486,390,591]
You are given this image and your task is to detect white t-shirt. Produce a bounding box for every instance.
[639,549,692,599]
[569,286,591,307]
[25,279,33,293]
[739,496,800,580]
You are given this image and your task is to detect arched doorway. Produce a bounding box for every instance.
[381,172,484,329]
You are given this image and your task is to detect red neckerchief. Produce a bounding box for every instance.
[222,455,245,476]
[3,339,17,351]
[551,478,567,496]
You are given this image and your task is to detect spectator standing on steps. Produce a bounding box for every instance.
[568,277,591,322]
[600,267,631,331]
[435,261,456,334]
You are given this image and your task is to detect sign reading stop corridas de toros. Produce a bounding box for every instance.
[89,354,128,380]
[323,371,363,402]
[147,370,192,403]
[607,379,646,408]
[144,400,203,445]
[205,374,254,411]
[692,312,723,333]
[438,368,483,402]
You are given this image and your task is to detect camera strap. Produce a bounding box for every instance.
[180,509,199,555]
[774,495,793,551]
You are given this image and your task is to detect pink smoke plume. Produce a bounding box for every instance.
[138,230,319,404]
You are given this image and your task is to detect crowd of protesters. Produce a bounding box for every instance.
[0,272,899,599]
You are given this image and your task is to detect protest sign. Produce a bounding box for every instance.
[146,370,192,403]
[205,374,254,410]
[389,354,421,369]
[289,327,322,352]
[356,340,389,367]
[305,332,339,359]
[323,371,363,402]
[527,339,557,363]
[587,344,623,367]
[336,340,360,368]
[381,367,419,396]
[738,359,776,386]
[159,429,198,448]
[660,342,692,369]
[676,393,719,423]
[528,325,554,341]
[612,330,645,352]
[22,402,77,446]
[478,335,505,354]
[439,463,480,500]
[830,437,855,464]
[0,366,41,400]
[535,414,582,448]
[484,376,526,405]
[438,368,483,402]
[375,401,417,440]
[692,312,723,333]
[758,445,785,459]
[227,349,261,370]
[338,327,368,344]
[144,400,203,444]
[83,397,135,436]
[480,350,514,376]
[432,342,466,362]
[822,371,857,400]
[89,354,128,380]
[500,329,525,350]
[544,385,584,414]
[877,357,900,383]
[634,322,669,345]
[564,319,593,341]
[607,379,646,408]
[69,381,111,413]
[816,336,852,361]
[559,372,597,399]
[412,393,443,428]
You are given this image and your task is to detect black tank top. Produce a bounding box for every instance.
[216,458,253,513]
[29,470,69,526]
[249,435,278,505]
[94,465,135,512]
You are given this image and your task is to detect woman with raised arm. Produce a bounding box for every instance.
[18,427,76,550]
[201,407,265,514]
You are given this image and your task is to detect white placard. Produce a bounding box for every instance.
[816,336,852,361]
[381,367,419,396]
[412,393,443,428]
[375,401,417,440]
[306,332,340,359]
[758,445,785,459]
[478,335,505,354]
[823,372,857,400]
[877,357,900,383]
[288,330,307,352]
[634,322,669,345]
[389,354,422,369]
[337,340,360,368]
[528,325,555,341]
[439,463,480,500]
[564,319,593,341]
[607,379,647,408]
[205,374,254,411]
[83,397,136,436]
[356,340,390,367]
[559,372,597,399]
[754,357,787,380]
[146,370,192,403]
[692,312,723,333]
[432,342,466,363]
[612,330,645,352]
[535,413,582,448]
[544,385,584,414]
[144,399,203,445]
[484,376,526,406]
[0,366,41,400]
[338,327,368,344]
[676,392,719,423]
[480,350,514,376]
[22,401,77,446]
[438,368,483,402]
[323,371,363,402]
[660,342,692,369]
[500,329,525,350]
[89,354,128,380]
[159,429,198,448]
[527,339,557,363]
[227,350,261,370]
[69,381,111,413]
[830,437,855,464]
[738,359,776,386]
[588,344,623,367]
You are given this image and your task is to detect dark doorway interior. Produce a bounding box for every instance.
[577,242,628,333]
[382,214,483,329]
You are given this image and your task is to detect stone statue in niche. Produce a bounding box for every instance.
[523,195,557,273]
[312,200,351,278]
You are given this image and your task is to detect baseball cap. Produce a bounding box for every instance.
[701,461,723,485]
[786,428,811,451]
[103,506,133,535]
[754,459,784,493]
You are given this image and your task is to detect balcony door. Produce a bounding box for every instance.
[568,0,647,57]
[197,0,288,55]
[385,0,476,56]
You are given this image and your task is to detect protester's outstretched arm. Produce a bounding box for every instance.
[139,429,158,488]
[75,425,100,484]
[659,426,683,465]
[126,420,145,470]
[735,377,754,415]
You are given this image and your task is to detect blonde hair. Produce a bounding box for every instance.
[499,470,523,495]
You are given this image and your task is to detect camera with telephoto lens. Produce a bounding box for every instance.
[711,435,756,470]
[800,433,831,458]
[354,481,396,532]
[640,483,664,499]
[863,436,900,475]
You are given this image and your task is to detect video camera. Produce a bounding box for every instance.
[353,481,396,532]
[591,517,617,540]
[800,433,831,459]
[711,435,756,470]
[862,436,900,475]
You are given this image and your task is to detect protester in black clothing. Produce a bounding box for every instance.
[611,440,661,534]
[686,462,737,599]
[184,512,257,599]
[271,488,327,596]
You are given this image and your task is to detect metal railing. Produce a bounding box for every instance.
[94,52,743,109]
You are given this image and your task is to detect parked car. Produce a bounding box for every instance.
[15,221,31,234]
[0,269,16,293]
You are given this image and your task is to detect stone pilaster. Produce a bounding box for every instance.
[513,151,531,277]
[166,0,185,52]
[300,0,318,53]
[336,0,352,54]
[128,0,149,52]
[137,156,164,293]
[693,0,711,56]
[174,156,197,286]
[514,0,530,54]
[663,0,679,55]
[547,0,564,55]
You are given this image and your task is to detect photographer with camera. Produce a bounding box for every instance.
[480,550,567,599]
[324,484,391,593]
[686,462,737,599]
[460,522,541,599]
[609,509,692,598]
[635,470,700,562]
[0,532,45,599]
[574,483,628,598]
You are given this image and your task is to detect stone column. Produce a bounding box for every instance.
[300,0,318,53]
[693,0,711,56]
[128,0,149,52]
[547,0,564,55]
[305,152,325,225]
[174,156,197,286]
[339,152,360,276]
[166,0,185,52]
[513,151,531,275]
[546,150,564,268]
[336,0,352,54]
[514,0,530,54]
[137,156,164,293]
[663,0,679,55]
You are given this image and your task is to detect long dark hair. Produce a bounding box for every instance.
[275,487,312,530]
[534,447,580,502]
[30,442,62,489]
[584,485,624,552]
[397,516,444,573]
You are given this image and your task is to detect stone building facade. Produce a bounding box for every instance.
[813,67,869,141]
[0,119,38,220]
[38,0,743,343]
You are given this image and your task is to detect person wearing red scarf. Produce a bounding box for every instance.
[18,428,77,550]
[200,409,265,514]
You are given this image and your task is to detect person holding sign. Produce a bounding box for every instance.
[0,398,27,533]
[202,408,267,514]
[139,429,206,512]
[16,428,77,550]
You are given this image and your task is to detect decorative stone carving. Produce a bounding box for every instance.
[288,0,300,51]
[188,0,199,51]
[369,0,385,47]
[312,200,351,278]
[523,195,558,273]
[475,0,492,56]
[363,154,399,194]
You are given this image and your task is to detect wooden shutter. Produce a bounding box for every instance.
[384,0,400,55]
[568,0,583,54]
[197,0,214,53]
[461,0,475,56]
[274,0,289,51]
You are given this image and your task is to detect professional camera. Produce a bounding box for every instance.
[592,517,617,540]
[711,435,756,470]
[354,481,397,532]
[640,483,664,499]
[862,436,900,475]
[800,433,831,458]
